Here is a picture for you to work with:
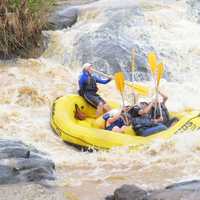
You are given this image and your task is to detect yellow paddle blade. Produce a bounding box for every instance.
[148,52,157,76]
[156,63,164,86]
[125,81,149,96]
[114,72,125,93]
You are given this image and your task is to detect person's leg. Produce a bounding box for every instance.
[95,95,109,116]
[103,103,111,113]
[139,124,167,137]
[83,92,99,108]
[96,102,104,117]
[84,92,104,116]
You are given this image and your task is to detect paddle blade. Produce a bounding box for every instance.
[114,72,125,93]
[132,83,149,96]
[148,52,157,76]
[156,63,164,86]
[125,81,149,96]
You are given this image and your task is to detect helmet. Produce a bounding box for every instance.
[82,63,93,71]
[128,105,140,117]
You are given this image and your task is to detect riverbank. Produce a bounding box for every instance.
[0,0,54,59]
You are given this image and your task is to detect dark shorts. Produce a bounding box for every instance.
[83,92,106,108]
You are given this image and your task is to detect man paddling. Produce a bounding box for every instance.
[78,63,112,116]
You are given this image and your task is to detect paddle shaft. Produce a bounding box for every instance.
[154,67,163,119]
[92,69,148,97]
[92,69,111,79]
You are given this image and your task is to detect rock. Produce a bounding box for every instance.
[105,195,115,200]
[148,180,200,200]
[0,139,55,184]
[47,6,79,30]
[114,184,147,200]
[106,180,200,200]
[72,7,154,80]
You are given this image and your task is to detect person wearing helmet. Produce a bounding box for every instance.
[128,101,167,137]
[78,63,112,116]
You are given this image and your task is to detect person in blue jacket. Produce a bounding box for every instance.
[78,63,112,116]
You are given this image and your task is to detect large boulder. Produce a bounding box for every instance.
[0,139,55,184]
[72,6,154,80]
[47,0,99,30]
[105,180,200,200]
[47,6,79,30]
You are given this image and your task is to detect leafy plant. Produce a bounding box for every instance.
[0,0,54,59]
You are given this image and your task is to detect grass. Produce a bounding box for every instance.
[0,0,54,59]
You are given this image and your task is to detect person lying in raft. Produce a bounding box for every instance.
[78,63,112,116]
[128,101,167,137]
[150,90,179,128]
[103,106,131,133]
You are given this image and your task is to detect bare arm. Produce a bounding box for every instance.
[152,116,163,123]
[159,90,168,104]
[138,102,154,115]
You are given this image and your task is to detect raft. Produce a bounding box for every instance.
[50,95,200,150]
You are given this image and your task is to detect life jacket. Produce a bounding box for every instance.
[151,103,170,125]
[79,73,98,96]
[105,118,125,131]
[131,116,156,131]
[103,110,131,129]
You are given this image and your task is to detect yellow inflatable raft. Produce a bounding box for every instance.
[50,95,200,150]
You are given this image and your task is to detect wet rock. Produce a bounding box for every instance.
[47,0,100,30]
[106,180,200,200]
[115,184,147,200]
[105,184,147,200]
[47,6,79,30]
[0,139,55,184]
[147,180,200,200]
[72,7,153,80]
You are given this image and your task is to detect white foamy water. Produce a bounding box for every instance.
[0,0,200,199]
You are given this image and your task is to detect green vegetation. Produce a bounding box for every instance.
[0,0,54,59]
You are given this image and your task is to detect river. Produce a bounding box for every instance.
[0,0,200,199]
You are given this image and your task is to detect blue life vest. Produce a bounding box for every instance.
[105,118,125,131]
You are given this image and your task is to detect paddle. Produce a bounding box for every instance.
[114,71,125,107]
[148,52,157,77]
[156,63,164,87]
[154,63,164,117]
[92,69,149,96]
[125,81,149,96]
[147,52,165,118]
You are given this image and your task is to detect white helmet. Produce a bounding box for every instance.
[82,63,93,71]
